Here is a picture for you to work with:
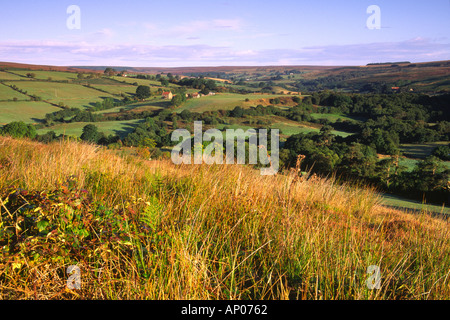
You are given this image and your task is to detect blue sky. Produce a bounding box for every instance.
[0,0,449,67]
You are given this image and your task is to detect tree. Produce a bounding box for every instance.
[432,144,450,161]
[180,109,193,121]
[136,86,151,100]
[26,73,36,79]
[171,94,186,107]
[1,121,36,139]
[292,96,301,104]
[80,124,100,143]
[270,98,281,105]
[412,156,449,193]
[230,106,244,118]
[36,131,58,144]
[104,68,116,77]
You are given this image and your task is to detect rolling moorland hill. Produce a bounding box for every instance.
[72,60,450,93]
[0,136,449,299]
[0,61,449,214]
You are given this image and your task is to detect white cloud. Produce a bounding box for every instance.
[0,37,448,67]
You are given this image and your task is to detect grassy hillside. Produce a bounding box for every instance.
[4,81,116,109]
[36,119,144,138]
[0,101,61,125]
[175,93,291,113]
[0,136,449,300]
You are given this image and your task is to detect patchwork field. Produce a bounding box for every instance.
[37,119,144,138]
[400,142,450,159]
[309,113,365,123]
[271,121,353,138]
[176,93,292,112]
[0,71,26,81]
[90,84,137,96]
[0,84,29,100]
[112,76,181,88]
[7,70,78,81]
[4,81,116,109]
[0,101,61,124]
[381,193,450,215]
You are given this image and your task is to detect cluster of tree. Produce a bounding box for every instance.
[8,84,28,95]
[75,72,101,80]
[310,92,450,121]
[176,109,226,126]
[104,68,118,77]
[177,78,218,95]
[0,121,37,139]
[281,130,450,205]
[136,86,151,100]
[136,74,154,80]
[122,118,171,148]
[42,97,139,126]
[79,124,120,146]
[89,97,121,112]
[309,92,450,144]
[171,92,187,107]
[432,144,450,161]
[43,108,101,126]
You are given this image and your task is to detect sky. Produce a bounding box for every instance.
[0,0,449,67]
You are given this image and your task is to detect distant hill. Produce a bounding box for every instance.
[2,60,449,93]
[71,64,338,76]
[0,61,101,74]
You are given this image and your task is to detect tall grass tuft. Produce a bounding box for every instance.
[0,136,449,300]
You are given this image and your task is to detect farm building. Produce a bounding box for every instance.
[162,91,173,99]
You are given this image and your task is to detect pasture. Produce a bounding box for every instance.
[0,71,27,81]
[5,81,116,109]
[0,84,29,100]
[381,193,450,215]
[90,84,137,96]
[112,76,181,88]
[0,101,61,124]
[176,93,292,113]
[400,142,450,159]
[271,121,353,138]
[6,70,78,81]
[309,113,364,123]
[380,157,450,172]
[37,119,144,138]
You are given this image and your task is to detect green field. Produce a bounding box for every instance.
[176,93,289,113]
[111,77,151,86]
[90,84,137,96]
[0,71,26,81]
[37,119,144,138]
[93,100,168,115]
[381,193,450,215]
[400,142,450,159]
[309,113,365,123]
[0,101,60,124]
[380,156,450,172]
[5,81,116,109]
[112,76,180,88]
[7,70,77,81]
[0,84,29,100]
[271,121,353,137]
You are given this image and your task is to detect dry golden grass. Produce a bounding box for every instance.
[0,136,449,300]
